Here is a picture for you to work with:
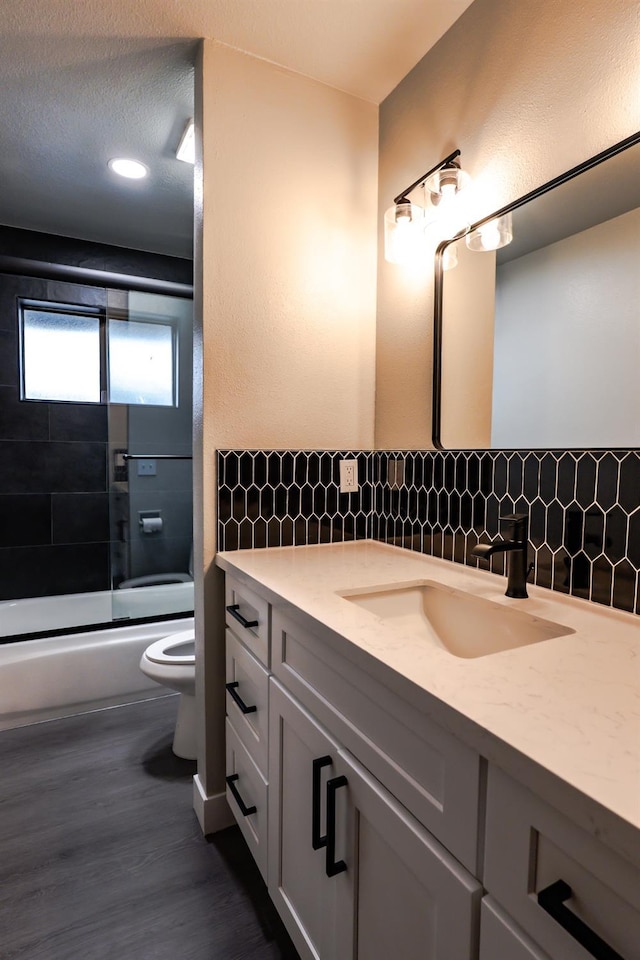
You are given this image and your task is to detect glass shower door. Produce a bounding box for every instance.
[109,290,194,623]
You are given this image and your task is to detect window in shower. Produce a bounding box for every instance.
[19,302,177,408]
[108,317,176,406]
[20,304,102,403]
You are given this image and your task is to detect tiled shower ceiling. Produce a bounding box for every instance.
[217,449,640,615]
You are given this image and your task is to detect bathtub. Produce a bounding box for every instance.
[0,581,194,638]
[0,589,194,731]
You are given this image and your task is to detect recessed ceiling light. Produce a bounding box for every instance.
[108,157,149,180]
[176,120,195,164]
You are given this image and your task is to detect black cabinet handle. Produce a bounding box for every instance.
[312,756,332,850]
[325,775,348,877]
[225,681,257,714]
[225,774,257,817]
[226,603,259,629]
[538,880,625,960]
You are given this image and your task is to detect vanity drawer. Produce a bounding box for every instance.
[484,764,640,960]
[271,608,481,873]
[226,718,268,881]
[225,628,269,775]
[225,576,270,667]
[480,898,551,960]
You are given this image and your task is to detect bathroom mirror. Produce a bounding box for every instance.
[432,131,640,449]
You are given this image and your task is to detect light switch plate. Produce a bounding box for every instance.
[137,459,157,477]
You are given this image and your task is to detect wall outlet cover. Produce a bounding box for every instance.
[339,459,358,493]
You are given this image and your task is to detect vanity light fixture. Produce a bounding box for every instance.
[176,120,195,164]
[384,149,469,264]
[108,157,149,180]
[466,212,513,252]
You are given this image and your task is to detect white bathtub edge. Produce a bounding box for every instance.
[0,617,194,732]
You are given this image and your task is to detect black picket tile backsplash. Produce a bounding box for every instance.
[217,450,372,552]
[373,450,639,615]
[217,448,640,615]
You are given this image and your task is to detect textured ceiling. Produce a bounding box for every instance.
[0,0,475,258]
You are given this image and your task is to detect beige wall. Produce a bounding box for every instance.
[194,41,378,806]
[376,0,640,449]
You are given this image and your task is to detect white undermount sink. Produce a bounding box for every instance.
[340,581,574,658]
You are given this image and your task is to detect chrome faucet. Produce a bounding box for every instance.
[470,513,532,599]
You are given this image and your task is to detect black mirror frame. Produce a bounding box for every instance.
[432,129,640,450]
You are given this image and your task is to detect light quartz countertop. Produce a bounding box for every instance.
[216,540,640,858]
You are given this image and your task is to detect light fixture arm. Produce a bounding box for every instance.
[392,148,461,205]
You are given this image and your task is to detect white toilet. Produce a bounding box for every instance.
[139,630,196,760]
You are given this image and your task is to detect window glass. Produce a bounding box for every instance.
[108,319,175,406]
[22,309,101,403]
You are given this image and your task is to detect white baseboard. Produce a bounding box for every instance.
[193,773,235,835]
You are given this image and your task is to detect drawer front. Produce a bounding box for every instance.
[225,628,269,775]
[225,576,270,667]
[226,718,268,881]
[480,899,551,960]
[484,764,640,960]
[271,608,481,873]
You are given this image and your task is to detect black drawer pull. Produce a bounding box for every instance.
[225,774,257,817]
[325,775,348,877]
[226,603,259,629]
[225,681,257,714]
[538,880,625,960]
[312,756,332,850]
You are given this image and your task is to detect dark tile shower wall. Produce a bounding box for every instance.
[0,274,110,600]
[217,449,639,616]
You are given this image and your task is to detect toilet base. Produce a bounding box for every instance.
[172,692,197,760]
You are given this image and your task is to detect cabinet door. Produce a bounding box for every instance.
[269,679,482,960]
[340,747,482,960]
[268,679,353,960]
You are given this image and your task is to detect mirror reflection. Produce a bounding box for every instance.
[437,135,640,449]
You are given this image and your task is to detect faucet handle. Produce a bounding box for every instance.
[499,513,529,537]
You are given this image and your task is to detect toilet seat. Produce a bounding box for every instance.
[144,630,195,665]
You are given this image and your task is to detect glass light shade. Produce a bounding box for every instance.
[424,163,470,201]
[466,212,513,252]
[423,183,469,244]
[384,202,426,264]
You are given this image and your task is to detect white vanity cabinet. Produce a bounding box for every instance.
[219,554,640,960]
[268,679,482,960]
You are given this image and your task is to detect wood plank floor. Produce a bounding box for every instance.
[0,696,299,960]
